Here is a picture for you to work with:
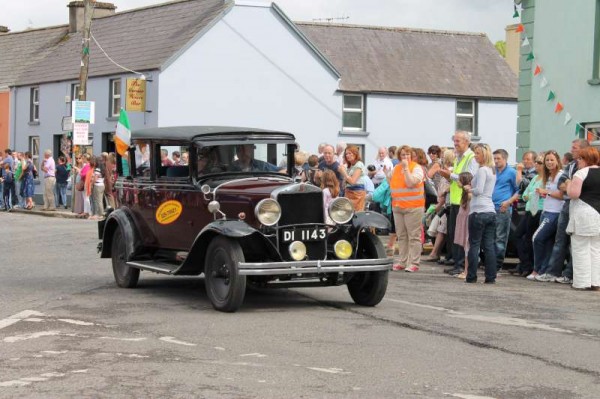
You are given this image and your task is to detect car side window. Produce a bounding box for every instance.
[157,144,189,178]
[133,142,151,178]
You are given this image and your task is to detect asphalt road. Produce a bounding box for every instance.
[1,212,599,398]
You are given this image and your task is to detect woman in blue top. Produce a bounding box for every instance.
[463,143,497,284]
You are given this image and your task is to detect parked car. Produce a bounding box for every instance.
[98,127,392,312]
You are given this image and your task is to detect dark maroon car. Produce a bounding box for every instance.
[98,127,391,312]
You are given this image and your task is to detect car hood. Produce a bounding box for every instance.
[213,178,321,225]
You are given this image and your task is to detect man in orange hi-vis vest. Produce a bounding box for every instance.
[389,145,425,272]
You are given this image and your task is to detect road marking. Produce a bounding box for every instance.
[240,353,267,358]
[159,336,197,346]
[0,310,46,330]
[0,369,86,388]
[386,298,576,335]
[3,331,62,343]
[100,336,147,342]
[307,367,351,374]
[57,319,95,326]
[214,346,226,351]
[446,394,497,399]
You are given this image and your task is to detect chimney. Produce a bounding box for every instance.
[68,1,116,34]
[0,26,9,34]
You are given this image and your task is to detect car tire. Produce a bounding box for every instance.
[204,236,247,312]
[111,227,140,288]
[347,231,389,307]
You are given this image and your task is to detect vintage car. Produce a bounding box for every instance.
[98,127,392,312]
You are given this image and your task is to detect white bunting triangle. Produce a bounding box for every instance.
[540,76,548,88]
[81,60,84,67]
[564,113,572,125]
[522,37,530,47]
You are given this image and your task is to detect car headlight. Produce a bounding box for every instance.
[328,197,354,224]
[255,198,281,226]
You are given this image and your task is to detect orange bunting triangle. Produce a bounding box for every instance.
[516,24,525,33]
[554,102,564,113]
[534,65,542,76]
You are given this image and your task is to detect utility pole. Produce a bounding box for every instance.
[78,0,95,101]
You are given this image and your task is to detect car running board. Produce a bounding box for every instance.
[126,260,180,275]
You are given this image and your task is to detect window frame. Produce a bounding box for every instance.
[69,83,80,116]
[30,87,40,122]
[455,99,478,137]
[342,94,365,132]
[109,78,122,117]
[29,136,40,176]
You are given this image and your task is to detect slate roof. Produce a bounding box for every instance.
[15,0,230,86]
[0,26,69,88]
[297,23,518,100]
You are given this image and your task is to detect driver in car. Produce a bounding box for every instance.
[230,144,282,172]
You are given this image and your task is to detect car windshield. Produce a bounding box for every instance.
[196,143,289,177]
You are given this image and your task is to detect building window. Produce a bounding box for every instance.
[29,136,40,174]
[342,94,365,131]
[591,0,600,84]
[456,99,478,136]
[69,83,80,116]
[30,87,40,122]
[110,78,121,117]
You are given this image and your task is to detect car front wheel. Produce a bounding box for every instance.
[111,227,140,288]
[347,231,389,306]
[204,236,247,312]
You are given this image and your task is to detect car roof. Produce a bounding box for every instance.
[132,126,295,143]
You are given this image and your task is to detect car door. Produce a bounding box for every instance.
[152,143,197,250]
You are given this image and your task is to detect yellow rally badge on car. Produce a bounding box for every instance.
[156,200,183,225]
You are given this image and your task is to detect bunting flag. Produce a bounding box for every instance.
[533,65,542,76]
[516,24,525,33]
[526,52,535,61]
[115,108,131,157]
[513,7,520,18]
[564,113,572,125]
[547,91,555,101]
[83,47,89,55]
[554,102,564,113]
[540,77,548,88]
[522,37,530,47]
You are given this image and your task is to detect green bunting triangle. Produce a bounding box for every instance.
[513,6,520,18]
[575,124,582,136]
[83,47,89,55]
[547,91,555,101]
[526,52,534,61]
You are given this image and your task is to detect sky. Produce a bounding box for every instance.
[1,0,516,43]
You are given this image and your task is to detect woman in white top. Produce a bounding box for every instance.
[463,144,497,284]
[530,150,564,280]
[566,147,600,290]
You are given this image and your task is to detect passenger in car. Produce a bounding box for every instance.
[230,144,281,173]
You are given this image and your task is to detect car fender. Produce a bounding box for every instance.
[100,208,143,260]
[352,211,391,231]
[177,220,281,275]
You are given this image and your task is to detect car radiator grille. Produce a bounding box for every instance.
[278,191,324,225]
[277,191,326,261]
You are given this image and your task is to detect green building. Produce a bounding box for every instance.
[517,0,600,158]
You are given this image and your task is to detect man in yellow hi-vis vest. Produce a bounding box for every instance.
[439,131,479,275]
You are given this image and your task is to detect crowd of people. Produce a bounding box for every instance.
[2,133,599,291]
[297,132,599,291]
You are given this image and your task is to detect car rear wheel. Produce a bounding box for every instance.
[111,228,140,288]
[347,231,389,306]
[205,236,246,312]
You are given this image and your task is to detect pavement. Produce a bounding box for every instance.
[9,206,85,219]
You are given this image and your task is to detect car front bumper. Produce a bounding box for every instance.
[238,258,392,276]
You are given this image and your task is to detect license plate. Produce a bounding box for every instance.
[281,227,327,243]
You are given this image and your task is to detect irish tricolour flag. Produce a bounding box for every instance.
[115,108,131,157]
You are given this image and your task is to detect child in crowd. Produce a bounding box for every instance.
[55,155,69,208]
[320,169,340,225]
[1,162,15,211]
[454,172,473,279]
